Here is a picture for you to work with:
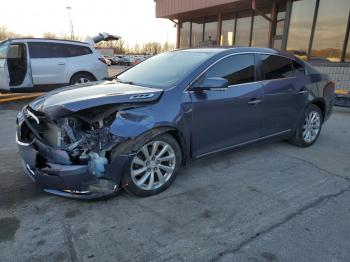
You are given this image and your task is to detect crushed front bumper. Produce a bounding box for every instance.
[16,133,133,200]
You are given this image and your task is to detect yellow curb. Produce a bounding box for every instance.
[0,93,43,103]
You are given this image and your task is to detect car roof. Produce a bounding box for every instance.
[175,47,296,60]
[8,38,89,45]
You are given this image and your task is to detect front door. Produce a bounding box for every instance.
[190,53,264,157]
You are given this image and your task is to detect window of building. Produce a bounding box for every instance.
[251,12,270,47]
[275,11,286,36]
[204,17,218,46]
[287,0,317,60]
[273,39,282,50]
[260,54,294,80]
[220,14,235,46]
[180,22,191,48]
[311,0,350,62]
[191,20,204,47]
[346,35,350,62]
[203,54,255,85]
[235,12,252,46]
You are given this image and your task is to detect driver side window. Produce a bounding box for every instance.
[204,54,255,86]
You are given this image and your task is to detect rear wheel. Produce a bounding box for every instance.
[122,133,182,197]
[70,73,96,85]
[289,104,323,147]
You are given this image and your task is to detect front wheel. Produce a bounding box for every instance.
[122,133,182,197]
[289,104,323,147]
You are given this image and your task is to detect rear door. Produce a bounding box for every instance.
[0,41,10,90]
[258,54,308,136]
[28,42,68,85]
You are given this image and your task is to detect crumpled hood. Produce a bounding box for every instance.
[29,81,163,119]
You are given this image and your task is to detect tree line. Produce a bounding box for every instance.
[0,25,174,55]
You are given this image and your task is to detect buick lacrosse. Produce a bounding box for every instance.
[16,47,335,199]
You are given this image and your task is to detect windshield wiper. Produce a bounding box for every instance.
[115,77,135,85]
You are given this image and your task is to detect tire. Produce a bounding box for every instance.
[289,104,323,147]
[70,73,96,85]
[121,133,182,197]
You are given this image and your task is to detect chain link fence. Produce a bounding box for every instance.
[312,63,350,91]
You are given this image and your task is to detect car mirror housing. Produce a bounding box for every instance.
[191,77,229,91]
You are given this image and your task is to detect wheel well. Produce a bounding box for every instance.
[167,129,188,165]
[311,100,325,119]
[70,71,97,82]
[110,127,188,165]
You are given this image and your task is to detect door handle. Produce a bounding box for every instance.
[57,62,66,66]
[298,90,308,94]
[248,98,262,105]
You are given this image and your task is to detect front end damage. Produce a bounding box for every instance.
[16,105,134,199]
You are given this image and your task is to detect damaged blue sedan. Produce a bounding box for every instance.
[16,47,335,199]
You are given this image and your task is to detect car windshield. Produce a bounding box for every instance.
[116,51,215,88]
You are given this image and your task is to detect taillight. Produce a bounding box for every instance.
[98,57,108,64]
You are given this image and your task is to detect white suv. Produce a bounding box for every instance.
[0,38,109,91]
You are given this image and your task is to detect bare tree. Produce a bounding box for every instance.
[142,42,162,55]
[42,32,58,39]
[97,39,127,54]
[162,41,175,52]
[0,25,19,40]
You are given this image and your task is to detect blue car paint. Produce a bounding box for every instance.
[16,47,334,199]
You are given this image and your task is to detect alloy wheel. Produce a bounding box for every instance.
[302,111,321,143]
[131,141,176,191]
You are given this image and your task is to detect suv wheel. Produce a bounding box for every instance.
[70,73,95,85]
[122,133,182,197]
[289,104,323,147]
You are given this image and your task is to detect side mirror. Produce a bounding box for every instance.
[191,77,229,91]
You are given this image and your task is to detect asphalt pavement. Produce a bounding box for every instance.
[0,104,349,262]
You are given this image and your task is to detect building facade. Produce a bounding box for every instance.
[155,0,350,91]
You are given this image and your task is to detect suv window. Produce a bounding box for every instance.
[63,44,92,57]
[0,41,9,59]
[203,54,255,86]
[28,42,65,58]
[260,54,294,80]
[28,42,92,58]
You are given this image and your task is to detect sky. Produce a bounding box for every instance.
[0,0,176,46]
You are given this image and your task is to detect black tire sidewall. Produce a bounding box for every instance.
[122,133,182,197]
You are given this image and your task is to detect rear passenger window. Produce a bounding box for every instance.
[260,54,294,80]
[28,42,65,58]
[293,61,305,76]
[203,54,255,86]
[28,42,92,58]
[63,44,92,57]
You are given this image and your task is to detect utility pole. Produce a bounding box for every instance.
[66,6,74,40]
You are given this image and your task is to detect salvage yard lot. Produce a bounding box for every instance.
[0,104,350,261]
